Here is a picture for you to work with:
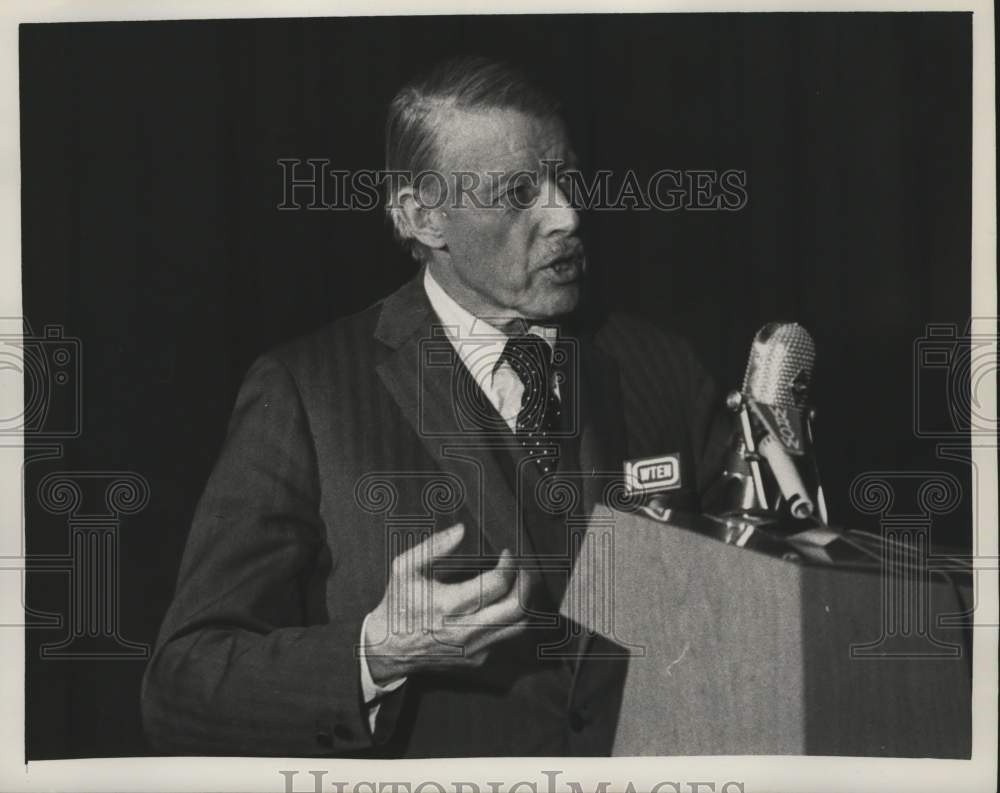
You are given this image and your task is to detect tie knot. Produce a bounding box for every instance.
[497,333,553,387]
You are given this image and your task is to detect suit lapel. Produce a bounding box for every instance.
[576,334,629,511]
[372,273,632,560]
[560,331,632,679]
[373,272,526,558]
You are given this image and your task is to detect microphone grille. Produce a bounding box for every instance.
[741,322,816,408]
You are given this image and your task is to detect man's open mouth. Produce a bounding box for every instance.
[544,250,585,282]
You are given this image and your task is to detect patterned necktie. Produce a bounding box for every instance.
[496,333,561,475]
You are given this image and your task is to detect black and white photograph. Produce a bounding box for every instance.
[0,2,996,791]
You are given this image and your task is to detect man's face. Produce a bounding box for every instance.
[428,108,585,324]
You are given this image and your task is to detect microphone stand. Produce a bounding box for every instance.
[727,390,769,510]
[804,407,829,525]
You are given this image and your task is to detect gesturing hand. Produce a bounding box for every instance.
[363,523,528,685]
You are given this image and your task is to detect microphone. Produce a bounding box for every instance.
[743,322,816,519]
[745,322,827,523]
[741,321,815,458]
[705,321,827,527]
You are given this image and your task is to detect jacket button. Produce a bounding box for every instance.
[316,731,333,749]
[569,711,586,732]
[333,725,354,741]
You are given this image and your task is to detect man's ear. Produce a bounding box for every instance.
[396,186,448,251]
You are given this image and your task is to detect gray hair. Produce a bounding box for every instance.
[383,56,563,263]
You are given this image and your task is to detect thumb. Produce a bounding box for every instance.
[394,523,465,575]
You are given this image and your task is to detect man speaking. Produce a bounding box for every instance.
[141,56,728,757]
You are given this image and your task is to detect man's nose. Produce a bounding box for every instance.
[536,180,580,236]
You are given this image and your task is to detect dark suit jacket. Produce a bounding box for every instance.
[141,271,729,757]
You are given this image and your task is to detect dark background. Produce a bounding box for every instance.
[20,13,972,758]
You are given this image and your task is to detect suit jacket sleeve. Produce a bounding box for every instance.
[141,354,390,756]
[681,338,733,500]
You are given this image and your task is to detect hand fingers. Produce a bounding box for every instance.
[444,548,517,610]
[432,568,531,660]
[477,549,518,604]
[392,522,465,575]
[449,566,527,634]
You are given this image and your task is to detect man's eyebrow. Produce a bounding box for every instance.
[485,169,532,200]
[545,156,578,174]
[485,155,577,195]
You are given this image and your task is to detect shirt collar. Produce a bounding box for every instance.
[423,268,557,394]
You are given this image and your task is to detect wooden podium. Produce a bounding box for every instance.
[559,507,972,757]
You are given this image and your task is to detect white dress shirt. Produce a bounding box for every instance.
[358,268,560,733]
[422,267,559,430]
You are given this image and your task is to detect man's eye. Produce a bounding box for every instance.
[508,182,538,206]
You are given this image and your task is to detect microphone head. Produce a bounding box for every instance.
[741,322,816,456]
